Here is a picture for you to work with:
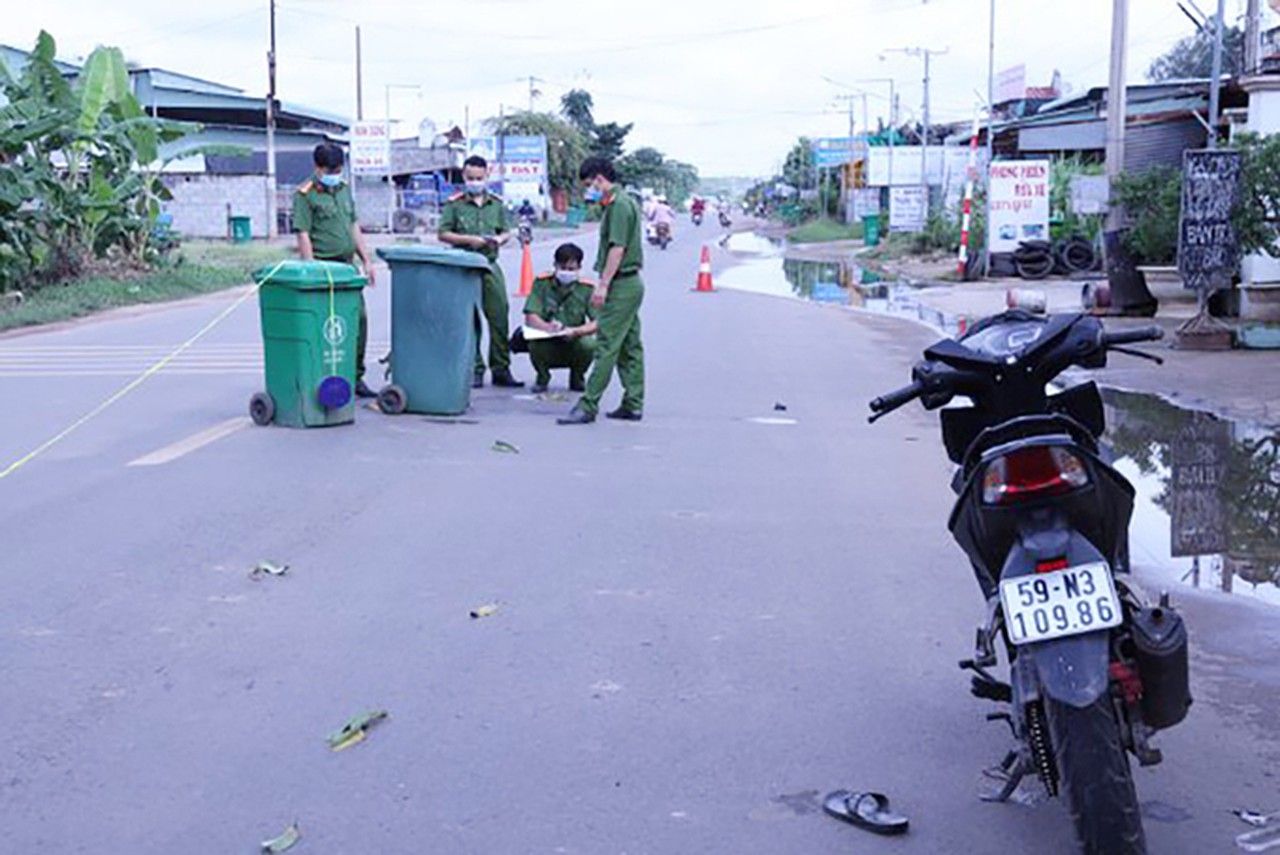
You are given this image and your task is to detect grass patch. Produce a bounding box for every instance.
[787,218,864,244]
[0,240,289,333]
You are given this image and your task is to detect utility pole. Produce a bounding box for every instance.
[886,47,948,211]
[1245,0,1261,76]
[525,76,543,113]
[1105,0,1129,231]
[985,0,996,276]
[1207,0,1226,149]
[264,0,278,239]
[355,26,363,120]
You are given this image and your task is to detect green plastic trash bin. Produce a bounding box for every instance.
[249,260,367,428]
[862,214,881,248]
[375,245,489,416]
[230,215,252,243]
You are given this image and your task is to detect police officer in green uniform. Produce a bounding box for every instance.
[522,242,598,394]
[559,156,644,424]
[438,155,524,388]
[292,142,378,397]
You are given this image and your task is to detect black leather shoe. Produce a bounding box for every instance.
[557,405,596,425]
[355,380,377,399]
[491,368,525,388]
[472,370,485,389]
[606,407,642,421]
[569,378,586,392]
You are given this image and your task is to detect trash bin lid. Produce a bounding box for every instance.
[253,259,367,290]
[376,245,493,270]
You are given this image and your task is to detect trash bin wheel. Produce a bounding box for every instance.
[378,384,407,415]
[249,392,275,426]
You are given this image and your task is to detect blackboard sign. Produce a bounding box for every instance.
[1168,411,1230,557]
[1177,149,1241,292]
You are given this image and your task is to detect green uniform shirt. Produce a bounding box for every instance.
[595,190,643,277]
[438,193,509,263]
[292,177,357,260]
[523,275,597,327]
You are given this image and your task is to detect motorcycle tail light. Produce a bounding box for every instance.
[981,446,1090,505]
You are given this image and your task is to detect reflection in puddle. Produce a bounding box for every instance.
[716,233,964,336]
[1103,388,1280,606]
[723,231,785,255]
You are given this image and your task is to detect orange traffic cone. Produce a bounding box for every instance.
[693,244,714,293]
[516,242,534,297]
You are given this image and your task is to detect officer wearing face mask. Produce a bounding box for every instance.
[293,142,377,397]
[522,242,598,394]
[438,154,524,388]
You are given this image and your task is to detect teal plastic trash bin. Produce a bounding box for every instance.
[566,206,587,227]
[229,215,252,243]
[375,246,489,415]
[862,213,882,247]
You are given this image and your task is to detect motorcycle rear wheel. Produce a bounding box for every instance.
[1045,697,1146,855]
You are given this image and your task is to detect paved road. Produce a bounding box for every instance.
[0,227,1277,853]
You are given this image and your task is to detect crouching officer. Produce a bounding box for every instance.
[293,142,377,397]
[438,155,524,388]
[522,242,598,394]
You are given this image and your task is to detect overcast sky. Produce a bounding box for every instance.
[8,0,1274,176]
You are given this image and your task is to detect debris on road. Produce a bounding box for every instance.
[327,710,388,752]
[469,603,499,619]
[491,440,520,454]
[260,822,301,853]
[822,790,909,836]
[538,391,570,403]
[250,561,290,580]
[1235,810,1275,828]
[773,402,788,411]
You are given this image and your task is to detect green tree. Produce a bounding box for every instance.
[487,109,589,192]
[560,89,595,135]
[616,146,699,205]
[0,31,199,291]
[1148,23,1244,81]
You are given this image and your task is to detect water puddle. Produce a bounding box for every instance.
[1102,388,1280,607]
[717,232,964,336]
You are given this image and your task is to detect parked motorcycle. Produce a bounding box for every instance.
[869,310,1190,855]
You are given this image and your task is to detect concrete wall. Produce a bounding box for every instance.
[160,173,272,239]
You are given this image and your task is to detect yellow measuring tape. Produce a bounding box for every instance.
[0,260,287,481]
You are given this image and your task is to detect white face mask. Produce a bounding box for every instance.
[465,180,486,195]
[554,269,579,285]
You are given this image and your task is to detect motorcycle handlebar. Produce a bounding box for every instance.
[1101,325,1164,347]
[869,380,925,419]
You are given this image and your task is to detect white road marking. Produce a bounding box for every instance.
[127,417,251,467]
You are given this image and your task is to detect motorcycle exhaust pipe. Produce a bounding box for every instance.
[1129,598,1192,730]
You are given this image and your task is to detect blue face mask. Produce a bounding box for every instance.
[583,186,603,203]
[318,173,342,188]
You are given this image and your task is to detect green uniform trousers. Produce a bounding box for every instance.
[317,254,367,380]
[579,273,644,416]
[474,267,512,374]
[529,336,596,387]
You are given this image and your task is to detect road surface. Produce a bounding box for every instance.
[0,226,1276,853]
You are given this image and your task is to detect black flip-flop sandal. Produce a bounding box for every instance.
[823,790,910,836]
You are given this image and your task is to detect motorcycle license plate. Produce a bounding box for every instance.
[999,562,1122,645]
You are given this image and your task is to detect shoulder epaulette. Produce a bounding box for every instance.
[577,277,598,288]
[297,180,314,194]
[536,270,555,279]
